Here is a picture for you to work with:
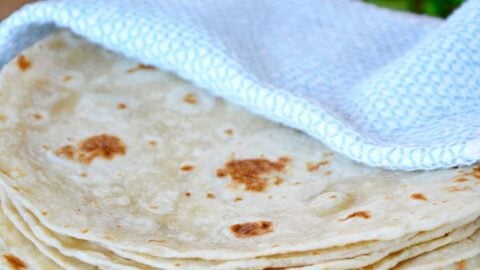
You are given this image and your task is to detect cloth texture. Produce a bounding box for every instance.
[0,0,479,170]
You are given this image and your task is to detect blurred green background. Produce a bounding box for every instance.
[364,0,464,18]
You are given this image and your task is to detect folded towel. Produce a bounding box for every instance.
[1,0,479,170]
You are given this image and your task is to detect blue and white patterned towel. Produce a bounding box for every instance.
[1,0,479,170]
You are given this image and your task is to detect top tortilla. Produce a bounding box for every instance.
[0,30,479,260]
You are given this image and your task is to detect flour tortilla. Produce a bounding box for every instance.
[366,224,480,270]
[2,194,149,270]
[0,196,90,269]
[106,216,479,269]
[302,222,480,270]
[0,200,60,270]
[438,256,480,270]
[4,189,480,270]
[0,30,479,262]
[396,230,480,270]
[6,186,479,270]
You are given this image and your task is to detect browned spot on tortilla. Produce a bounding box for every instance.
[230,221,273,238]
[180,165,195,172]
[206,193,215,199]
[410,193,428,201]
[104,235,113,240]
[274,177,284,186]
[323,170,332,176]
[55,145,75,160]
[32,113,42,120]
[148,206,159,209]
[183,93,197,104]
[175,264,181,267]
[234,197,243,202]
[80,172,88,177]
[79,135,126,163]
[448,186,472,192]
[81,228,89,234]
[216,157,290,192]
[3,254,26,270]
[216,169,227,177]
[41,211,47,216]
[329,194,337,199]
[454,177,468,183]
[12,186,21,192]
[63,75,72,82]
[455,260,467,270]
[306,160,329,172]
[148,239,165,244]
[126,64,157,73]
[17,54,31,71]
[139,64,157,70]
[56,135,126,164]
[0,114,6,121]
[185,192,191,197]
[224,129,234,136]
[117,103,127,110]
[471,166,480,179]
[148,140,157,146]
[323,152,334,157]
[340,211,371,221]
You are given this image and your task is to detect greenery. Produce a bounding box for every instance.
[364,0,464,18]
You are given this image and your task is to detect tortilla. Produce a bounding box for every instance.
[300,222,480,269]
[0,195,89,269]
[2,194,149,270]
[4,187,480,270]
[396,230,480,270]
[5,185,479,270]
[0,199,60,270]
[439,256,480,270]
[0,30,479,268]
[365,225,480,270]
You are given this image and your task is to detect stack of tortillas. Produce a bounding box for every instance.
[0,30,479,270]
